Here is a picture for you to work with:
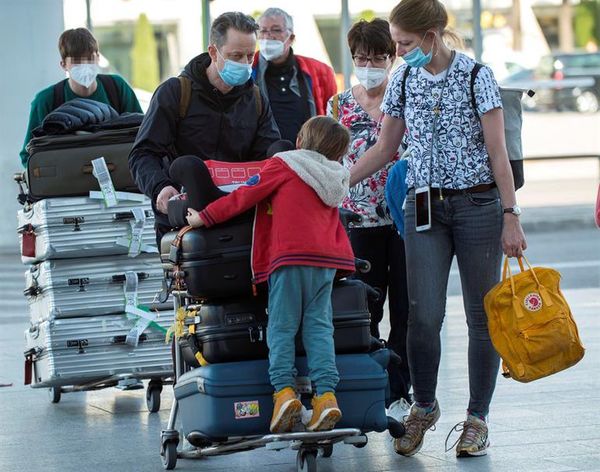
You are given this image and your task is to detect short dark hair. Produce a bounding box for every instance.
[58,28,99,60]
[210,11,259,48]
[347,18,395,57]
[297,116,350,162]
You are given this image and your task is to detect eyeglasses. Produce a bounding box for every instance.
[258,28,289,38]
[352,54,390,67]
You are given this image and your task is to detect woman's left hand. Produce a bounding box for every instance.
[502,215,527,257]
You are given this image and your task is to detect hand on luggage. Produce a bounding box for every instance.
[186,208,205,228]
[156,186,179,214]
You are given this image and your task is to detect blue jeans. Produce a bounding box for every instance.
[267,266,339,396]
[404,188,503,416]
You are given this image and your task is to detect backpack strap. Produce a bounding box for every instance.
[470,62,484,112]
[253,85,262,117]
[178,76,192,120]
[52,79,68,110]
[332,93,340,121]
[400,66,412,106]
[98,74,122,113]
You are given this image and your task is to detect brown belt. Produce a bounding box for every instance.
[435,182,496,197]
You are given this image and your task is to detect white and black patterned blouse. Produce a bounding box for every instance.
[381,52,502,189]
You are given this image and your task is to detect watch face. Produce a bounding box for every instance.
[513,206,522,216]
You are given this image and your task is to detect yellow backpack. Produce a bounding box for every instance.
[484,257,585,383]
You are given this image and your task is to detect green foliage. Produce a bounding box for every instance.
[574,0,600,48]
[356,9,377,22]
[130,13,160,92]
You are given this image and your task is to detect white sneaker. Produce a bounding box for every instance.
[387,398,411,423]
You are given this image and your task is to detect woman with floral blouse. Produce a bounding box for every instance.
[327,18,411,420]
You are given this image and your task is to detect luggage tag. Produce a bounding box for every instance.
[123,271,158,347]
[115,207,158,257]
[20,224,36,258]
[91,157,119,207]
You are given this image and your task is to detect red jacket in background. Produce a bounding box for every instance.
[199,157,355,283]
[252,52,338,116]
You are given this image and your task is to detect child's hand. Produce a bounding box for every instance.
[186,208,205,228]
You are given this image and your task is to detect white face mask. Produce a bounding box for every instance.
[69,63,100,88]
[258,39,286,61]
[354,66,388,90]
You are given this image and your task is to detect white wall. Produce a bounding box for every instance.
[0,0,65,251]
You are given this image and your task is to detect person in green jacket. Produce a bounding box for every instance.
[20,27,142,167]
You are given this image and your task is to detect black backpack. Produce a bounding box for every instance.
[400,63,525,190]
[52,74,124,114]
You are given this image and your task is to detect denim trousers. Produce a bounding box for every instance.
[349,225,411,404]
[404,187,503,416]
[267,265,339,396]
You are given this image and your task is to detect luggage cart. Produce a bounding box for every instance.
[159,288,405,471]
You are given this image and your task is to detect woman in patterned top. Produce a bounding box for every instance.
[349,0,527,459]
[327,18,411,422]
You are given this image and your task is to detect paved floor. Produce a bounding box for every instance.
[0,231,599,472]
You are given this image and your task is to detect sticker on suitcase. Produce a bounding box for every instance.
[234,400,260,419]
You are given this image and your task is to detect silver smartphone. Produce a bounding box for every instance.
[415,186,432,232]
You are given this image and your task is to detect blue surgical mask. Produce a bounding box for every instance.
[403,33,433,68]
[216,49,252,87]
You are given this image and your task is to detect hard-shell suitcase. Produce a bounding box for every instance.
[180,279,371,366]
[24,313,172,388]
[25,253,169,323]
[173,350,390,441]
[25,127,141,201]
[17,196,157,263]
[160,212,254,299]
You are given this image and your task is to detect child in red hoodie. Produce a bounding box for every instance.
[187,116,355,433]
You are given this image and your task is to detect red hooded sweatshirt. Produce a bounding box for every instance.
[199,150,355,283]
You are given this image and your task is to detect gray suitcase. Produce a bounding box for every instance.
[25,254,169,323]
[24,313,173,388]
[18,196,158,264]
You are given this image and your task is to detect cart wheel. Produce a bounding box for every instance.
[320,444,333,458]
[146,382,162,413]
[161,440,178,470]
[48,387,61,404]
[297,449,317,472]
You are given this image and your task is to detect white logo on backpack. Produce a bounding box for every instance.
[524,293,543,312]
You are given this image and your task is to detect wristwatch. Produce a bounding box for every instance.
[503,205,522,216]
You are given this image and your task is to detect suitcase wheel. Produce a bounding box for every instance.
[296,448,317,472]
[161,439,178,470]
[146,380,163,413]
[48,387,61,404]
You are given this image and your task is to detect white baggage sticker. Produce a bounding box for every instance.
[123,271,156,346]
[91,157,119,207]
[127,207,146,257]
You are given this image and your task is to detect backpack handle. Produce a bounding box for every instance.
[503,256,554,312]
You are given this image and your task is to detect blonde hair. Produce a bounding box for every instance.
[297,116,350,161]
[389,0,463,49]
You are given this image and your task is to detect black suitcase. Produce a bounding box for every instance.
[25,127,141,201]
[160,211,254,300]
[180,279,372,366]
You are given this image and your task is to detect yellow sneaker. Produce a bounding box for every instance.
[270,387,302,433]
[306,392,342,432]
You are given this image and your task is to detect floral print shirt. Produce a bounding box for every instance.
[327,88,399,227]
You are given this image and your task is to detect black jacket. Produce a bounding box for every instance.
[129,53,280,207]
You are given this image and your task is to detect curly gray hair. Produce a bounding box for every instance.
[258,7,294,32]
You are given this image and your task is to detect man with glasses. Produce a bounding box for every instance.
[252,7,338,142]
[130,12,280,243]
[20,27,142,166]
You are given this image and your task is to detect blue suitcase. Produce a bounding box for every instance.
[173,350,391,442]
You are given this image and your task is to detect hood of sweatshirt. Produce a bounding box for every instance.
[276,149,350,207]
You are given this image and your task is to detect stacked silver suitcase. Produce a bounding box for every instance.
[19,194,173,389]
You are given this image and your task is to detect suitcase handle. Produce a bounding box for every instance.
[218,234,234,242]
[111,272,149,283]
[223,274,238,280]
[112,334,147,344]
[114,210,153,221]
[82,163,116,174]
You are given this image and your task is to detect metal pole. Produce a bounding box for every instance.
[202,0,211,50]
[340,0,351,89]
[472,0,483,62]
[85,0,93,32]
